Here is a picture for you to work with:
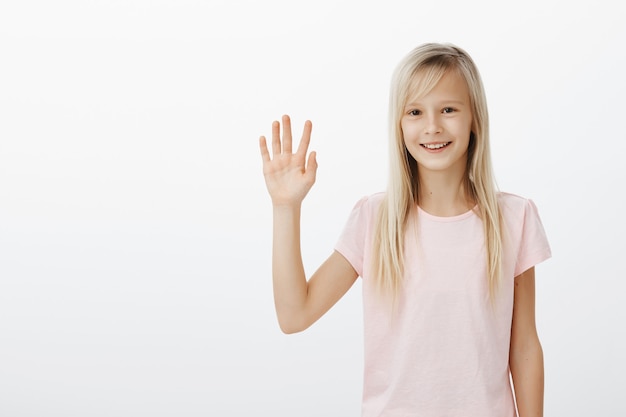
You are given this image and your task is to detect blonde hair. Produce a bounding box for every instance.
[372,43,503,303]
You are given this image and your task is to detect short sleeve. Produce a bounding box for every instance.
[334,196,371,278]
[514,199,552,277]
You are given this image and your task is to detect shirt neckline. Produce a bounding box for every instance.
[417,205,477,222]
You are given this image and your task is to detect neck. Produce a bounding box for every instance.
[417,167,473,217]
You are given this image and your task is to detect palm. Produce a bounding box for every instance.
[259,115,318,206]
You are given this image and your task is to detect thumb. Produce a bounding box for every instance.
[305,151,318,183]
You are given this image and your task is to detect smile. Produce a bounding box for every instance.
[421,142,451,150]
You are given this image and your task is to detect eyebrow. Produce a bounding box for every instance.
[405,99,467,107]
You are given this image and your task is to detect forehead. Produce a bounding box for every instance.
[406,68,470,104]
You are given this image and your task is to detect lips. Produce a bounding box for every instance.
[421,142,451,150]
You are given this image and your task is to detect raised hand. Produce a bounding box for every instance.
[259,115,318,206]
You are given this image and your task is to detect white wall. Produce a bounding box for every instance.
[0,0,624,415]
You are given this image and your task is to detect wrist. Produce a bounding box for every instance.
[271,199,303,210]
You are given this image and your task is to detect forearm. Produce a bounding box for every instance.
[510,338,544,417]
[272,204,308,333]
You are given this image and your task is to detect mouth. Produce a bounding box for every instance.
[420,142,451,150]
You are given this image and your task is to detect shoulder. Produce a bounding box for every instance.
[351,191,386,212]
[497,192,552,274]
[341,192,386,229]
[498,191,531,209]
[497,191,539,219]
[497,191,548,238]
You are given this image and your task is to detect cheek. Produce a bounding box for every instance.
[400,121,419,140]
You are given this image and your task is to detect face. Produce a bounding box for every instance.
[400,70,473,176]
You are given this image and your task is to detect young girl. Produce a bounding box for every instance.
[259,43,551,417]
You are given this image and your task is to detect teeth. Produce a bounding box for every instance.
[423,142,450,149]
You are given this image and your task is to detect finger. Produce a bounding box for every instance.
[271,120,281,156]
[282,114,293,154]
[296,120,313,156]
[259,136,271,163]
[305,151,318,184]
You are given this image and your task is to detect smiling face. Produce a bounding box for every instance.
[400,69,473,177]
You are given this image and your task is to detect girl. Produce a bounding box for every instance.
[259,43,551,417]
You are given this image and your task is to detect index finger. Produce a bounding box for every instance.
[295,120,313,156]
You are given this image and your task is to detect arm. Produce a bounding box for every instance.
[259,115,358,334]
[509,266,544,417]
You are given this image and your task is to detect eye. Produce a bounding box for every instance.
[408,109,421,116]
[442,107,456,114]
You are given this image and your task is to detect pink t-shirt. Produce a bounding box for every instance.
[335,192,551,417]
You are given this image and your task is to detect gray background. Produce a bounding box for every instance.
[1,0,624,415]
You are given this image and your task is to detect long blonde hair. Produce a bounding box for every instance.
[372,43,503,302]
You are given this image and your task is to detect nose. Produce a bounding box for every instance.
[424,114,442,134]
